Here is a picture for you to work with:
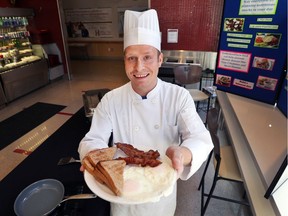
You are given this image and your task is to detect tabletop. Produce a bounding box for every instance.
[217,90,287,216]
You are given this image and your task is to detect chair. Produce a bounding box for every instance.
[82,88,113,146]
[198,108,250,216]
[82,88,110,120]
[173,65,210,113]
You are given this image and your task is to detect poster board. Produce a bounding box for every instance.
[276,71,287,117]
[214,0,287,104]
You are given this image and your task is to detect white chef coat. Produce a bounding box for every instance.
[78,78,213,216]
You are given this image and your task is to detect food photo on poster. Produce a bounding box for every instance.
[252,56,275,70]
[254,33,281,48]
[256,76,278,91]
[216,74,232,87]
[224,18,245,32]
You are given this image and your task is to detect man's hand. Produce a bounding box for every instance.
[166,146,192,178]
[80,164,85,172]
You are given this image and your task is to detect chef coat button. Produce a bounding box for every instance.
[152,99,156,103]
[154,124,160,129]
[135,126,139,131]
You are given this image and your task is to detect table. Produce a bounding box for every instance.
[217,90,287,216]
[0,108,110,216]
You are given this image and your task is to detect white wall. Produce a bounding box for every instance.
[62,0,148,41]
[62,0,148,9]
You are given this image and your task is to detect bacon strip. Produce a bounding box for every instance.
[115,143,162,167]
[115,143,160,159]
[116,157,162,167]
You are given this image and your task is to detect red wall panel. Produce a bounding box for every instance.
[151,0,224,51]
[1,0,224,68]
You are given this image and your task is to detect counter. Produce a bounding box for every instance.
[0,59,49,102]
[0,82,7,107]
[67,41,123,59]
[217,90,287,216]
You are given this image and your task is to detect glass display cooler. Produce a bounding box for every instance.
[0,8,49,103]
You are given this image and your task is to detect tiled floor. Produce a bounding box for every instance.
[0,58,214,181]
[0,59,129,181]
[0,59,251,215]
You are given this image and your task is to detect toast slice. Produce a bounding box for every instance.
[82,156,95,173]
[87,147,117,167]
[82,156,105,184]
[96,160,126,196]
[92,165,107,184]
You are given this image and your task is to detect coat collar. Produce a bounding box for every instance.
[129,78,162,100]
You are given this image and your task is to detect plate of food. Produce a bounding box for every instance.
[83,144,177,204]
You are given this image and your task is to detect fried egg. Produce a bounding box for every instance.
[122,156,177,202]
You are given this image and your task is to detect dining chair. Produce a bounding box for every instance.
[173,65,210,113]
[82,88,113,146]
[82,88,110,120]
[198,107,250,215]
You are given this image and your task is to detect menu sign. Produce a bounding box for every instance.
[239,0,278,15]
[215,0,287,104]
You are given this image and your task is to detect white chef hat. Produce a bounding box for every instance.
[124,9,161,51]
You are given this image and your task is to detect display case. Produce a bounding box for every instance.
[33,43,64,80]
[0,10,42,72]
[0,81,6,107]
[0,8,49,103]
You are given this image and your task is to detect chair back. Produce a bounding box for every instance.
[174,65,203,85]
[82,88,110,119]
[207,108,220,158]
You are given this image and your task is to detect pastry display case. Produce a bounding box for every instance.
[0,8,49,103]
[0,81,6,107]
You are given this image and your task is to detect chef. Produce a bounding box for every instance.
[78,9,213,216]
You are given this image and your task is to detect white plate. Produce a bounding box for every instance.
[84,156,177,204]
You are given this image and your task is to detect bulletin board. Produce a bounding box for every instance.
[277,72,287,117]
[214,0,287,105]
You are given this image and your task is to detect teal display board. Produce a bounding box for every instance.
[215,0,287,104]
[277,71,287,117]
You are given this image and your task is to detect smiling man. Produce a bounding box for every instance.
[78,9,213,216]
[124,45,162,97]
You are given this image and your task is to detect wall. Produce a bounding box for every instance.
[62,0,148,59]
[151,0,224,51]
[1,0,224,65]
[62,0,148,41]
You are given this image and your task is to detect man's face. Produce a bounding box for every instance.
[124,45,163,96]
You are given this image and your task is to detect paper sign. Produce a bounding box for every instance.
[167,29,178,43]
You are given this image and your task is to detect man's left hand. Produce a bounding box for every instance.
[166,146,192,178]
